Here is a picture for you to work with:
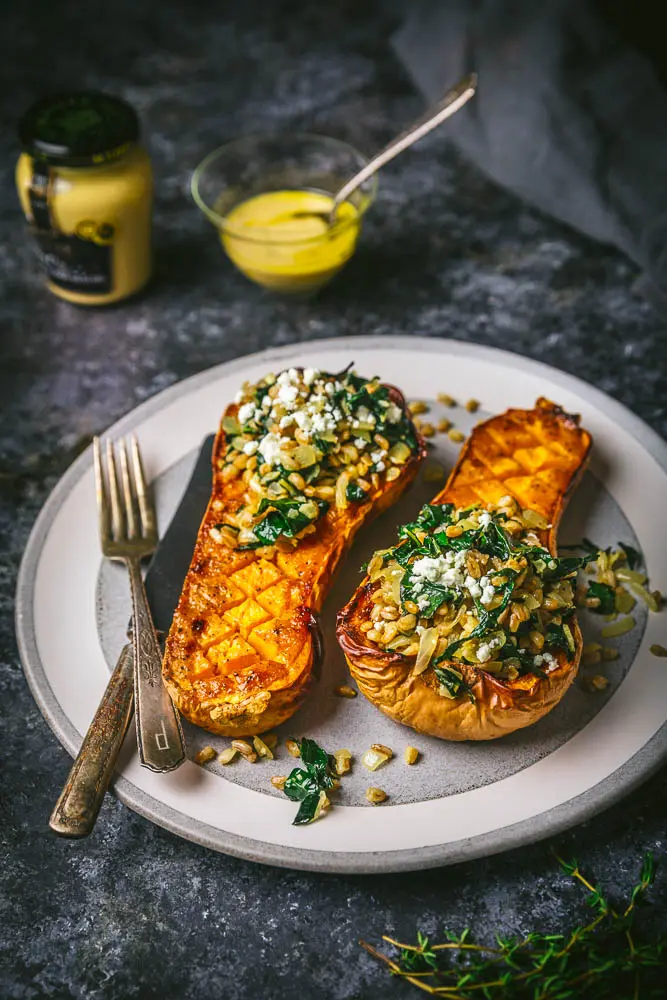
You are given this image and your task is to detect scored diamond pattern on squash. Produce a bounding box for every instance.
[229,558,283,596]
[223,597,272,638]
[451,404,585,521]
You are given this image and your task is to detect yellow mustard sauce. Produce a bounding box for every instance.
[221,190,360,292]
[16,92,153,306]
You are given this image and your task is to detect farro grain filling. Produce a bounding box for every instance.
[363,497,596,699]
[216,366,419,551]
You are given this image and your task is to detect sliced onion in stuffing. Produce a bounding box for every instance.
[414,627,439,675]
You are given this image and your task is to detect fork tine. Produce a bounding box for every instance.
[118,438,138,540]
[105,439,124,540]
[93,437,111,545]
[130,434,157,540]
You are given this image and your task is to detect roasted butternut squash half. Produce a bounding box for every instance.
[336,398,593,740]
[162,367,426,736]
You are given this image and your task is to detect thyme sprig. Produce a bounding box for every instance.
[361,853,664,998]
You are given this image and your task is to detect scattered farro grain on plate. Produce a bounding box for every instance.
[232,739,258,762]
[365,787,388,804]
[583,674,610,692]
[253,735,274,759]
[334,684,357,698]
[195,746,217,765]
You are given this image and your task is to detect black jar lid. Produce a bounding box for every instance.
[18,92,140,167]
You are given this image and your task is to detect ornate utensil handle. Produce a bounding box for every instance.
[49,644,135,837]
[127,557,185,772]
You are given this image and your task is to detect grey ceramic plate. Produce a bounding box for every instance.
[15,337,667,872]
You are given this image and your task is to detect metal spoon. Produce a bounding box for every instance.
[294,72,477,228]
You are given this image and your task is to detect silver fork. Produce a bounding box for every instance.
[95,435,185,772]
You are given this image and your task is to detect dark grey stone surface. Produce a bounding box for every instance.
[1,1,666,998]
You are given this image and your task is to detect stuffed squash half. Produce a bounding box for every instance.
[162,366,426,736]
[336,398,593,740]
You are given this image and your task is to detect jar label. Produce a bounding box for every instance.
[28,160,113,296]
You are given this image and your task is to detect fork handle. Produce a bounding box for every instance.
[49,643,134,837]
[127,557,186,772]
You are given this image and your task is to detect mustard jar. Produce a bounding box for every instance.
[16,92,153,306]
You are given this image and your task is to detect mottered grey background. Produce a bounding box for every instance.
[1,1,666,998]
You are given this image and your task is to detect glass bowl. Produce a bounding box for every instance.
[191,133,377,293]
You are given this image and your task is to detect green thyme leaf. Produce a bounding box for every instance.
[364,851,665,998]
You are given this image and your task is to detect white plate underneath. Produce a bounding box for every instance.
[15,336,667,872]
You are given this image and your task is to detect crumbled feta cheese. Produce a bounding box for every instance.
[479,576,496,605]
[370,449,386,466]
[478,511,492,528]
[412,554,464,589]
[384,403,403,423]
[303,367,318,385]
[476,636,502,663]
[279,414,295,429]
[234,390,245,404]
[355,406,375,425]
[242,440,258,455]
[354,437,367,450]
[534,651,556,668]
[276,383,299,407]
[294,410,312,432]
[258,432,285,466]
[261,395,272,411]
[237,402,256,423]
[465,575,482,599]
[310,410,336,433]
[276,368,299,386]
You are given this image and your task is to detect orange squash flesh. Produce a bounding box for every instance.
[162,381,426,737]
[336,398,593,741]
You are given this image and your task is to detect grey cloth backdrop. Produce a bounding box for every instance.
[392,0,667,309]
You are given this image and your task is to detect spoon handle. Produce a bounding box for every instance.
[331,72,477,219]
